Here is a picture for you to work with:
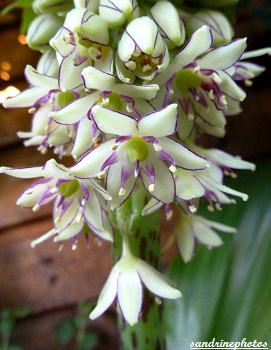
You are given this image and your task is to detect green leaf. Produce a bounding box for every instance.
[55,319,75,344]
[78,331,99,350]
[164,160,271,347]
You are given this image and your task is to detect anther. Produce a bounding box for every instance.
[211,72,222,84]
[32,204,40,212]
[245,80,253,87]
[149,184,155,192]
[25,189,33,195]
[142,64,152,72]
[169,165,177,173]
[50,187,58,194]
[215,203,222,211]
[98,171,106,179]
[189,204,197,213]
[153,143,162,152]
[28,107,36,114]
[119,188,126,196]
[188,113,194,121]
[125,61,136,70]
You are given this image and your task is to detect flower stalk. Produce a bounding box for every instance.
[112,181,165,350]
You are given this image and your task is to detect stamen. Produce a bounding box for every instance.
[220,95,227,106]
[142,64,152,72]
[169,165,177,173]
[25,189,33,195]
[215,203,222,211]
[211,72,222,84]
[207,205,214,212]
[193,66,200,73]
[64,33,72,44]
[50,187,58,194]
[133,47,141,57]
[28,107,36,114]
[153,143,162,152]
[81,199,87,206]
[119,187,126,196]
[149,183,155,192]
[245,80,253,87]
[111,143,119,150]
[88,47,102,61]
[32,204,40,212]
[126,103,133,113]
[125,61,136,70]
[155,297,162,305]
[98,171,106,179]
[189,204,197,213]
[76,213,82,223]
[208,89,214,100]
[58,243,64,251]
[54,216,61,224]
[188,113,194,121]
[101,98,109,107]
[166,209,173,221]
[72,240,78,250]
[151,57,160,65]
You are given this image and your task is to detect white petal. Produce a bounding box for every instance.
[174,219,195,263]
[70,139,116,178]
[204,148,255,171]
[51,93,99,124]
[136,259,182,299]
[0,166,44,178]
[142,197,163,216]
[197,38,247,70]
[158,138,209,170]
[82,66,116,90]
[3,87,49,108]
[72,117,94,158]
[174,25,212,68]
[89,265,119,320]
[193,221,223,247]
[84,191,105,232]
[175,171,205,200]
[55,219,84,241]
[219,71,246,101]
[25,65,58,88]
[141,156,175,203]
[92,105,138,135]
[138,104,177,137]
[114,83,159,100]
[118,264,142,325]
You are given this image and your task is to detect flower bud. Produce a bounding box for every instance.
[32,0,73,14]
[26,14,63,52]
[149,1,185,48]
[99,0,140,28]
[186,10,234,46]
[74,0,99,13]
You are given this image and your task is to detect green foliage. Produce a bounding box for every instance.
[164,160,271,347]
[55,301,99,350]
[0,307,31,350]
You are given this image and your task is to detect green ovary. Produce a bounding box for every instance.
[99,92,123,111]
[126,136,148,163]
[58,179,80,197]
[175,68,202,94]
[58,91,75,108]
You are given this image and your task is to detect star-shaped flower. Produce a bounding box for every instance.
[70,104,209,209]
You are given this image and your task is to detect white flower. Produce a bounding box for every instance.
[99,0,140,28]
[0,159,113,245]
[117,16,170,81]
[69,104,209,209]
[89,241,181,325]
[153,25,247,139]
[149,1,185,48]
[172,212,236,262]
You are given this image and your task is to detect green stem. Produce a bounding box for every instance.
[111,182,166,350]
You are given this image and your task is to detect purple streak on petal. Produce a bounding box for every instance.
[178,97,190,115]
[121,165,131,188]
[101,151,118,171]
[158,149,176,168]
[115,135,132,144]
[142,136,157,143]
[81,183,90,202]
[144,164,155,184]
[37,187,55,206]
[134,159,140,177]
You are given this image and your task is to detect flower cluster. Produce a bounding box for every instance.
[1,0,270,325]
